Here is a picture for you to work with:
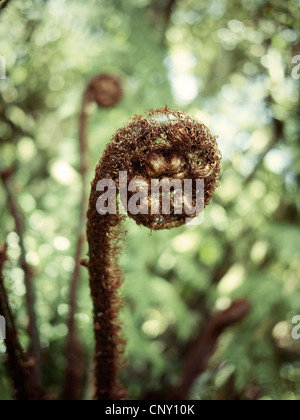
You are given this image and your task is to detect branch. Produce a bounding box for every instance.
[149,299,251,400]
[211,243,233,285]
[150,0,178,44]
[0,0,12,12]
[61,93,89,400]
[0,244,42,400]
[164,0,177,25]
[151,0,177,23]
[245,117,284,184]
[0,168,41,387]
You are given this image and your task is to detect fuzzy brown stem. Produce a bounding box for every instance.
[0,169,41,388]
[0,244,42,400]
[87,186,126,400]
[62,93,89,400]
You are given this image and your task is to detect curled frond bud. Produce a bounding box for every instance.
[85,74,123,108]
[87,107,221,400]
[94,107,222,230]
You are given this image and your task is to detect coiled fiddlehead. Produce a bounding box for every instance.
[87,107,222,400]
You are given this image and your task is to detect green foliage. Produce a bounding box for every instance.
[0,0,299,400]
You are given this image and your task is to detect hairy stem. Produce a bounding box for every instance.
[87,189,126,400]
[62,92,90,400]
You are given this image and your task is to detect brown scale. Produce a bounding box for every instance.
[87,107,222,400]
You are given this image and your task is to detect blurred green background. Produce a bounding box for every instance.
[0,0,300,400]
